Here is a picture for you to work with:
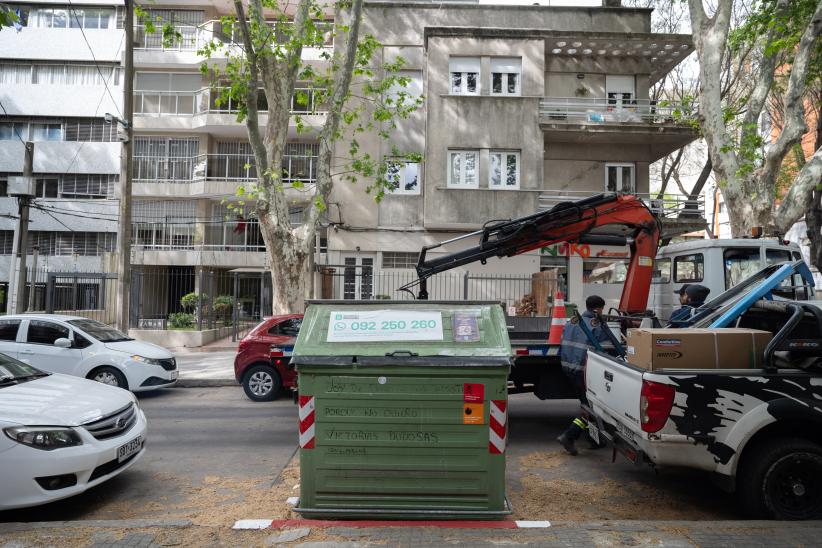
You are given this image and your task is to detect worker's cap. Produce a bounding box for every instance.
[585,295,606,310]
[674,284,690,296]
[685,284,710,302]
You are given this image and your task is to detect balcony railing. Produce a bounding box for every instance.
[134,20,334,52]
[538,191,705,220]
[134,87,326,116]
[538,97,695,125]
[133,152,318,185]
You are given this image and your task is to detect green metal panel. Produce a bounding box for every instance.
[294,301,512,520]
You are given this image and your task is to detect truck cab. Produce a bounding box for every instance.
[648,239,809,321]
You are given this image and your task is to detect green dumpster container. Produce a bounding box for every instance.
[293,300,512,520]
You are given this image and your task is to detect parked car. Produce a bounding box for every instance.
[0,353,148,510]
[235,315,302,402]
[0,315,177,392]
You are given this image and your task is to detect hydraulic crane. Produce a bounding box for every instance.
[404,193,661,315]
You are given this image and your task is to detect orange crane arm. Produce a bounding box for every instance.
[408,193,660,314]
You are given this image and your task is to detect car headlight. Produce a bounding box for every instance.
[4,426,83,450]
[131,355,164,366]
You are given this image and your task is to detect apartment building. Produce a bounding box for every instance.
[0,1,123,312]
[328,1,701,307]
[0,0,702,322]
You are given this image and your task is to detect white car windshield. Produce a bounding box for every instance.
[67,319,133,343]
[0,353,48,386]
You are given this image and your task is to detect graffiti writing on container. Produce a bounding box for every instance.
[324,407,421,418]
[328,379,462,394]
[327,447,367,456]
[324,429,440,443]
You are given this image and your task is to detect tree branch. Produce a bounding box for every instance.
[763,0,822,188]
[303,0,365,243]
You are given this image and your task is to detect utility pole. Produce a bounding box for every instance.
[12,142,34,314]
[28,245,39,312]
[116,0,134,332]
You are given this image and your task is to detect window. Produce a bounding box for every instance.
[0,180,6,197]
[23,7,115,29]
[0,231,12,254]
[490,151,520,189]
[718,202,726,213]
[674,253,704,283]
[60,174,116,199]
[269,318,302,337]
[448,150,478,188]
[26,320,69,345]
[73,332,93,349]
[491,57,521,96]
[36,178,58,198]
[652,258,671,283]
[583,258,629,284]
[449,57,479,95]
[31,123,62,141]
[606,74,635,108]
[383,252,417,269]
[723,248,761,289]
[605,163,635,193]
[385,160,420,195]
[765,249,791,265]
[0,122,28,141]
[0,319,20,342]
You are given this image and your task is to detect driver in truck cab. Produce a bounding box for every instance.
[556,295,610,456]
[667,284,710,328]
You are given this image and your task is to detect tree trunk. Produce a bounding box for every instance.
[262,214,315,315]
[807,189,822,273]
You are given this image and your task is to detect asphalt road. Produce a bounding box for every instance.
[175,351,237,383]
[1,387,741,523]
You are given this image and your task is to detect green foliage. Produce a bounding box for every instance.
[0,4,19,30]
[180,292,208,311]
[192,0,424,210]
[213,295,234,315]
[168,312,195,329]
[134,5,182,48]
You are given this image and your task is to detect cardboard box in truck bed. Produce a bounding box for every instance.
[626,328,773,370]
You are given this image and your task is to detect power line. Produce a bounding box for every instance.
[66,0,123,118]
[59,34,126,178]
[0,98,27,144]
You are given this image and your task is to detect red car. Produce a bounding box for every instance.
[234,314,302,401]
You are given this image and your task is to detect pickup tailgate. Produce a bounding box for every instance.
[585,351,645,444]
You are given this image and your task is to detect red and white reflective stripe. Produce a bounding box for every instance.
[554,299,564,307]
[551,317,568,326]
[298,395,316,449]
[488,399,507,454]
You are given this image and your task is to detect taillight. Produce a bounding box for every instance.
[639,380,675,433]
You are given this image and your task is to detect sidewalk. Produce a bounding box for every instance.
[2,518,820,547]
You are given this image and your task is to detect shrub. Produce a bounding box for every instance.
[168,312,195,329]
[213,295,233,315]
[180,292,207,311]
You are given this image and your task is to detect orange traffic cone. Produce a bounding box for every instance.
[547,291,567,345]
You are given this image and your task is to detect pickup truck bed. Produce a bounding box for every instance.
[585,298,822,520]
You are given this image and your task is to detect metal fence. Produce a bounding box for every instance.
[130,268,271,341]
[318,266,533,308]
[1,268,118,325]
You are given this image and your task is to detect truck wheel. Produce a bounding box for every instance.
[242,364,281,402]
[739,437,822,520]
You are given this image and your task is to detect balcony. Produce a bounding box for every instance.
[539,97,698,161]
[133,20,333,66]
[538,190,706,239]
[132,87,326,135]
[131,152,317,199]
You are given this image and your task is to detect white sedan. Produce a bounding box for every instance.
[0,315,177,392]
[0,354,147,510]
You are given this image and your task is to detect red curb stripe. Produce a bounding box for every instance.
[268,519,518,529]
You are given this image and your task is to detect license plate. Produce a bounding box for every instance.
[117,436,143,462]
[588,422,600,445]
[170,370,178,380]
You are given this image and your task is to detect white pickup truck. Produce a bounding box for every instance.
[584,262,822,519]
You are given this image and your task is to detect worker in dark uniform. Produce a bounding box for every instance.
[556,295,610,456]
[667,284,710,328]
